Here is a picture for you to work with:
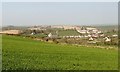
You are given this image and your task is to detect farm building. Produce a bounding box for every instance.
[0,30,23,35]
[48,33,58,38]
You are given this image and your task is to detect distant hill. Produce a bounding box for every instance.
[2,26,28,31]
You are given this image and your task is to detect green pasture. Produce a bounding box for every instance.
[2,35,118,70]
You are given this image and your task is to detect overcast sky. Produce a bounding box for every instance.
[2,2,118,26]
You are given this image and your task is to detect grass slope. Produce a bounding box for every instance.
[2,35,118,70]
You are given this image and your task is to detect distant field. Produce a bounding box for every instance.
[58,30,80,36]
[95,25,118,31]
[95,25,118,36]
[2,35,118,70]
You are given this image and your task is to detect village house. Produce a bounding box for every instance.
[104,37,111,42]
[112,34,118,37]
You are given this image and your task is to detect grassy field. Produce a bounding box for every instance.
[2,35,118,70]
[95,25,118,32]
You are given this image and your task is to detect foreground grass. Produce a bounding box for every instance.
[2,35,118,70]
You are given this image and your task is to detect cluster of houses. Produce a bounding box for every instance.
[51,26,103,38]
[48,33,113,43]
[51,25,80,30]
[77,27,102,34]
[0,25,118,43]
[47,26,118,43]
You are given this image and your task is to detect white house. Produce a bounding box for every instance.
[112,34,118,37]
[48,33,52,37]
[104,37,111,42]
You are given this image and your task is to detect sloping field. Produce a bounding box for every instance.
[2,35,118,70]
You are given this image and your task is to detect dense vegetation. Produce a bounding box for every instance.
[2,35,118,70]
